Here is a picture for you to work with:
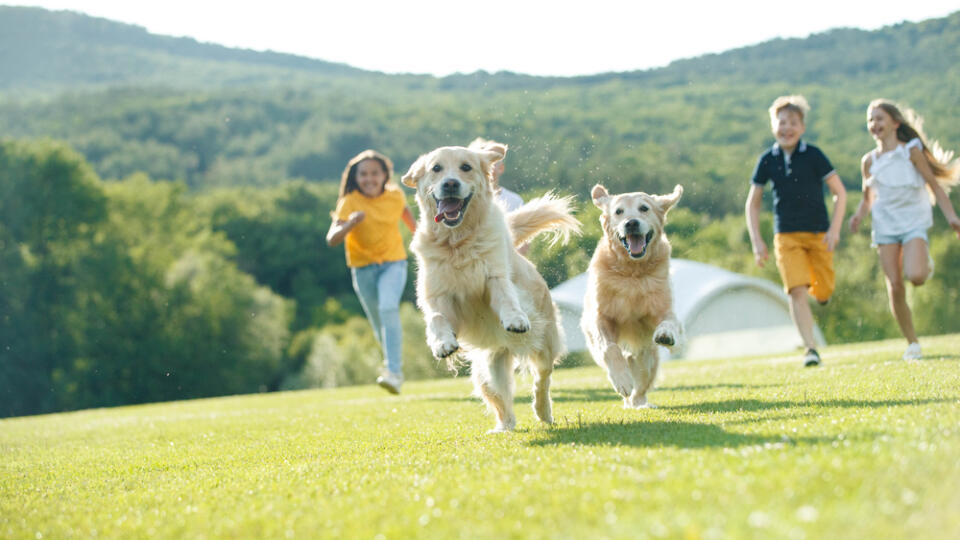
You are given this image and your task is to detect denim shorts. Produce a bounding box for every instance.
[872,228,928,247]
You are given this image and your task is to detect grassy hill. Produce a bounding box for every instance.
[4,7,960,422]
[3,335,959,539]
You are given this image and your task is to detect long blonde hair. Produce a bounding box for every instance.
[869,99,960,194]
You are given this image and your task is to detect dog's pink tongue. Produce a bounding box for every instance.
[434,198,464,222]
[627,234,646,255]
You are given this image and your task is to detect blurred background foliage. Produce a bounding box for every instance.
[2,7,959,416]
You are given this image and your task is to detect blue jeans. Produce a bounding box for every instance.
[351,260,407,375]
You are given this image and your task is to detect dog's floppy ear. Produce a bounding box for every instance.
[402,154,428,188]
[475,143,507,166]
[591,184,611,208]
[654,184,683,213]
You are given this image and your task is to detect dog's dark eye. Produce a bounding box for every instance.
[460,163,472,172]
[615,208,623,215]
[639,205,649,212]
[431,164,442,173]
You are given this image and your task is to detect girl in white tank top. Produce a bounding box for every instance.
[848,100,960,361]
[865,138,933,241]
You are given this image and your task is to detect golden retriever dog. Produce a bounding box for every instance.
[402,144,580,433]
[581,184,684,409]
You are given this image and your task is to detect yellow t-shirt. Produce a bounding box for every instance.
[334,183,408,268]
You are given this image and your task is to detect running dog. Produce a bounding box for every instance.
[402,144,580,432]
[581,184,684,408]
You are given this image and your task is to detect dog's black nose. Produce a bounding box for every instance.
[624,219,641,233]
[442,178,460,194]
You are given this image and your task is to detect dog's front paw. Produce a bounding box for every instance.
[430,334,459,359]
[500,311,530,333]
[653,323,679,347]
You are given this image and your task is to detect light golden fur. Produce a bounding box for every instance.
[581,184,684,408]
[402,145,580,432]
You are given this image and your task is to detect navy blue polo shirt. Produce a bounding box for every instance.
[751,140,836,233]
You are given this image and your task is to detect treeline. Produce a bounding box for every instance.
[3,75,958,218]
[4,138,960,417]
[0,140,445,418]
[3,8,960,416]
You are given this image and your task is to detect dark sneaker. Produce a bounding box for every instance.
[803,348,821,367]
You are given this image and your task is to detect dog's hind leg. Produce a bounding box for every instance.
[529,353,554,424]
[626,345,660,409]
[472,348,516,433]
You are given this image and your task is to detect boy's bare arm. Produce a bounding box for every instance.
[744,184,767,266]
[824,173,846,251]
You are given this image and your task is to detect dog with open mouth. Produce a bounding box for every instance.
[402,144,580,433]
[581,184,684,408]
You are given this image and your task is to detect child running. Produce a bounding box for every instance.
[848,99,960,360]
[746,95,847,367]
[326,150,416,393]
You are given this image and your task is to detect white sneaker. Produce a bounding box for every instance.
[376,371,403,394]
[903,342,922,360]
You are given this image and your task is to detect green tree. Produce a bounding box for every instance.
[0,139,108,416]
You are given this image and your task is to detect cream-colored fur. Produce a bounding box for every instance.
[402,145,580,433]
[581,184,684,409]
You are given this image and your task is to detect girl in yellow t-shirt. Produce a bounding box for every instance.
[326,150,416,394]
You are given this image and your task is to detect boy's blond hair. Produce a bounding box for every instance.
[768,95,811,129]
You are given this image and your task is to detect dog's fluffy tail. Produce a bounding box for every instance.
[507,191,581,247]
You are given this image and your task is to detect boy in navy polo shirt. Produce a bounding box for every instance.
[745,95,847,367]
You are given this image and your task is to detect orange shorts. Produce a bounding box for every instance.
[773,232,835,302]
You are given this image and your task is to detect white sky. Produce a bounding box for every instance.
[7,1,960,77]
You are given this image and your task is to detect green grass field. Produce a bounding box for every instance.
[3,335,959,539]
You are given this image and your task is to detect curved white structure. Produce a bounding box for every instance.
[550,258,825,360]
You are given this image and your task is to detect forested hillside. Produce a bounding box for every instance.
[2,7,960,417]
[0,6,375,91]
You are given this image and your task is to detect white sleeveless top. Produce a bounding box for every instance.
[866,138,932,236]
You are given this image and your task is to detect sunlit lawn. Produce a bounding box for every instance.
[2,334,959,539]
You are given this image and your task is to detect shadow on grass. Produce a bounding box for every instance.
[423,383,781,405]
[920,354,960,362]
[724,412,816,425]
[656,383,782,392]
[550,384,781,403]
[529,419,827,449]
[421,387,623,404]
[663,397,955,414]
